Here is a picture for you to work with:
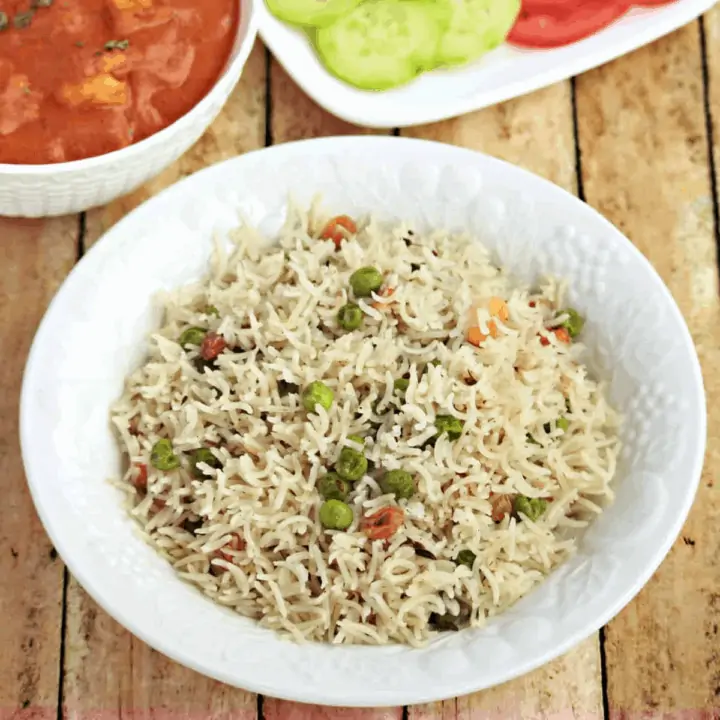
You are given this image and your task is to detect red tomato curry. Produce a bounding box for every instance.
[0,0,239,164]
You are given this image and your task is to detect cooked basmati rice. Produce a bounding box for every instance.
[111,202,621,646]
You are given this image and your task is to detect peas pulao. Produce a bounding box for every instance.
[111,203,621,646]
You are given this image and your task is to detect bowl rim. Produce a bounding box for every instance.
[0,0,258,175]
[19,136,707,706]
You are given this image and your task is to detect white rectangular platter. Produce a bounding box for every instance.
[258,0,717,128]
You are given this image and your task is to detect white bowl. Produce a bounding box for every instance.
[259,0,716,128]
[0,0,257,218]
[20,136,705,706]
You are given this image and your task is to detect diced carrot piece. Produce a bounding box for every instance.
[540,327,571,346]
[489,297,509,322]
[467,326,487,347]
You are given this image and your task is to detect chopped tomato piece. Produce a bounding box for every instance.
[131,463,148,491]
[490,494,514,523]
[218,532,246,562]
[200,332,227,361]
[320,215,357,249]
[362,507,404,541]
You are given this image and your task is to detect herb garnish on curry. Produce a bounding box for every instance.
[0,0,239,164]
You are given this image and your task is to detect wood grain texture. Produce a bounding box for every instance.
[706,3,720,218]
[404,82,603,720]
[0,217,78,719]
[262,702,402,720]
[402,83,577,191]
[269,59,387,142]
[575,22,720,718]
[264,58,394,720]
[62,40,268,720]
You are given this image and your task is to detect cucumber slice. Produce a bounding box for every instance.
[434,0,520,67]
[315,0,441,91]
[266,0,363,28]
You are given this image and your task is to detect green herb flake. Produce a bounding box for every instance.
[104,39,129,51]
[75,40,85,47]
[0,12,9,31]
[13,11,34,29]
[31,0,53,8]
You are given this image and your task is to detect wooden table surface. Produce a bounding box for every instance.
[3,10,720,720]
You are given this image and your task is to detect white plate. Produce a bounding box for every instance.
[259,0,717,128]
[21,136,705,706]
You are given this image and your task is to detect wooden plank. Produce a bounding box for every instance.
[575,23,720,717]
[262,703,402,720]
[261,61,400,720]
[0,217,78,718]
[62,41,267,720]
[403,82,604,720]
[707,3,720,207]
[269,59,387,141]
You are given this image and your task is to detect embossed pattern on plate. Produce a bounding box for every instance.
[20,137,706,707]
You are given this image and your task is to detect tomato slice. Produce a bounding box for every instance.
[521,0,589,12]
[508,1,631,48]
[633,0,677,4]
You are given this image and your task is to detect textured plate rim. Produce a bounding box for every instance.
[20,136,707,706]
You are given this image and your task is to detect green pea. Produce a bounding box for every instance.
[346,434,365,446]
[337,303,363,331]
[559,307,585,338]
[335,447,368,482]
[435,414,464,441]
[190,447,221,478]
[349,266,383,297]
[513,495,548,522]
[205,305,220,317]
[319,499,354,530]
[394,378,410,395]
[179,326,206,348]
[544,417,570,434]
[150,439,180,471]
[317,472,351,501]
[302,381,334,413]
[379,469,414,499]
[455,549,476,570]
